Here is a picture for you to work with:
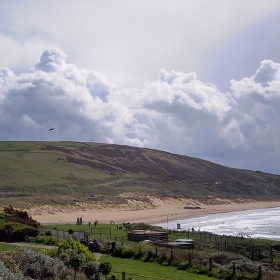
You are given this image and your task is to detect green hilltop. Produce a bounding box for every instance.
[1,141,280,209]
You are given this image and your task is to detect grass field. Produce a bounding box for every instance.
[99,255,210,280]
[2,140,280,210]
[0,242,18,253]
[0,242,209,280]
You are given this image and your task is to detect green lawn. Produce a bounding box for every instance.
[0,242,18,253]
[99,255,210,280]
[45,223,128,239]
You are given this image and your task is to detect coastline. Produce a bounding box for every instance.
[31,199,280,226]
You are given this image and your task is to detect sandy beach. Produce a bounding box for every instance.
[30,196,280,226]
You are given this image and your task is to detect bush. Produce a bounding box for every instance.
[0,260,30,280]
[24,235,36,243]
[84,261,99,279]
[35,234,57,245]
[125,222,162,231]
[45,230,51,236]
[3,206,40,228]
[212,252,235,265]
[143,249,157,262]
[0,247,71,279]
[134,243,147,260]
[114,245,135,258]
[177,262,189,270]
[99,262,112,276]
[0,221,39,242]
[56,239,96,263]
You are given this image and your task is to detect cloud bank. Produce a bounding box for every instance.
[1,49,280,174]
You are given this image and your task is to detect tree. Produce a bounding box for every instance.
[99,262,112,280]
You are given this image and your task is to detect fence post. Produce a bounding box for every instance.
[122,271,126,280]
[188,254,192,265]
[209,258,212,271]
[256,265,262,280]
[232,261,235,276]
[270,244,273,263]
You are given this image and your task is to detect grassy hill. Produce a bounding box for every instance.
[1,141,280,209]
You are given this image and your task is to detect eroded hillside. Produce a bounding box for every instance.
[1,141,280,209]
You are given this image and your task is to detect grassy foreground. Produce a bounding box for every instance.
[99,254,209,280]
[0,242,18,253]
[0,242,208,280]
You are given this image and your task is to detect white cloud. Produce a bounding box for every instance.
[2,1,280,90]
[1,49,280,174]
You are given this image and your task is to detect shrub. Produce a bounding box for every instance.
[84,261,99,279]
[212,252,235,265]
[35,234,57,245]
[143,249,157,262]
[125,222,162,231]
[3,206,40,228]
[114,245,134,258]
[134,243,147,260]
[177,262,189,270]
[0,221,39,242]
[24,235,36,243]
[0,247,71,279]
[45,230,51,236]
[99,262,112,276]
[56,239,96,263]
[70,253,86,279]
[0,260,30,280]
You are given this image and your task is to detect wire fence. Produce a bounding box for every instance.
[38,226,279,279]
[38,227,87,242]
[110,270,177,280]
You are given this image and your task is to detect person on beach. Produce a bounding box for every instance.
[88,239,95,253]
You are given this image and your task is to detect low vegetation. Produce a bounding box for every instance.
[1,141,280,212]
[1,143,280,279]
[0,206,39,242]
[1,203,280,279]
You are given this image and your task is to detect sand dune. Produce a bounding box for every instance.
[30,195,280,225]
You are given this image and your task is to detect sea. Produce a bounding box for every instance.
[153,207,280,241]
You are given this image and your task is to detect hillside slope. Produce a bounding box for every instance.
[1,141,280,209]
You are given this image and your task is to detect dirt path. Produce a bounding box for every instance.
[0,242,55,250]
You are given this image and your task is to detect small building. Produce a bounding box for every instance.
[160,238,194,249]
[127,230,168,243]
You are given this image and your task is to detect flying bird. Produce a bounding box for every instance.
[49,128,55,131]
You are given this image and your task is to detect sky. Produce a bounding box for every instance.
[1,0,280,174]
